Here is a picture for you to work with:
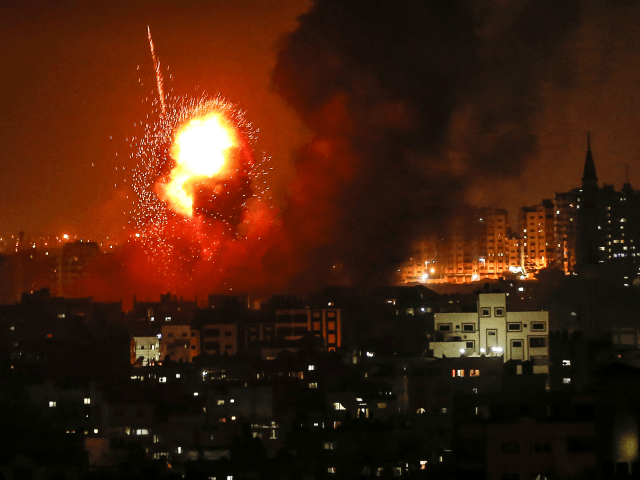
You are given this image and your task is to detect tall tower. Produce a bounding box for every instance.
[581,132,598,189]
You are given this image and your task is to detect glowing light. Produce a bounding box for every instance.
[159,113,236,216]
[459,348,466,354]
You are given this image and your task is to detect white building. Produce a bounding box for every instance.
[430,293,549,373]
[131,336,160,366]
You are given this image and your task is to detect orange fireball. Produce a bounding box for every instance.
[158,112,237,217]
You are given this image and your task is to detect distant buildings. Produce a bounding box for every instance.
[401,135,640,285]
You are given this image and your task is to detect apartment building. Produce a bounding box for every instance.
[429,293,549,374]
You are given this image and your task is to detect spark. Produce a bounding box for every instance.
[147,26,166,115]
[129,29,273,290]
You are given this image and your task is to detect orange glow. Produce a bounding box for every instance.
[159,113,236,216]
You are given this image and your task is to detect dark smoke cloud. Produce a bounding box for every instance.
[272,0,582,286]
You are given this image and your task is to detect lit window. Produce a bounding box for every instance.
[309,382,318,388]
[308,365,315,371]
[563,378,571,384]
[217,399,225,405]
[84,398,91,405]
[333,402,346,410]
[49,401,57,408]
[562,360,571,366]
[159,377,166,383]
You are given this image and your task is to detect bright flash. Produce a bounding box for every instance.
[159,113,236,216]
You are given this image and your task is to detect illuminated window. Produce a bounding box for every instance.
[562,360,571,366]
[563,378,571,384]
[333,402,346,410]
[84,398,91,405]
[469,369,480,377]
[49,401,57,408]
[309,382,318,389]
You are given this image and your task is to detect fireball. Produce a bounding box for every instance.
[158,112,237,217]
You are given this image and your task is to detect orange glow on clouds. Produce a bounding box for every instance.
[158,113,236,217]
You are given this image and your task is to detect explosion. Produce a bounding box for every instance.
[129,29,270,292]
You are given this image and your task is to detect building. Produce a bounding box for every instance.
[160,324,200,362]
[429,293,549,374]
[520,200,555,274]
[554,135,640,277]
[131,335,160,366]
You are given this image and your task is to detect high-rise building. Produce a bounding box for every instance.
[519,200,555,274]
[554,135,640,276]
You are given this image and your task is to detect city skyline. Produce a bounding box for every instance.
[3,1,640,296]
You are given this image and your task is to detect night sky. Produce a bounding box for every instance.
[2,0,640,291]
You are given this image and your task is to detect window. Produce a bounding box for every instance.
[84,398,91,405]
[508,323,522,331]
[534,442,551,453]
[495,307,505,317]
[531,322,546,331]
[328,321,336,331]
[328,334,336,344]
[324,441,336,450]
[439,324,451,332]
[462,324,475,332]
[327,311,336,318]
[562,360,571,366]
[378,403,386,409]
[466,341,474,349]
[469,369,480,376]
[159,377,166,383]
[530,337,547,348]
[313,321,321,331]
[500,442,520,453]
[563,378,571,384]
[481,308,491,317]
[136,429,149,435]
[309,382,318,389]
[49,401,57,408]
[512,340,522,348]
[333,402,345,410]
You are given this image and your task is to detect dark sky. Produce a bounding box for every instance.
[2,0,640,244]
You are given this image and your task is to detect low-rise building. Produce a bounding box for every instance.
[430,293,549,374]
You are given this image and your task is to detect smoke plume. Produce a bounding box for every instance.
[272,0,581,286]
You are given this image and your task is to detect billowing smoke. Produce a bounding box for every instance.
[271,0,581,286]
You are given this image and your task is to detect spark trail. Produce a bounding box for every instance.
[147,26,166,115]
[128,29,273,293]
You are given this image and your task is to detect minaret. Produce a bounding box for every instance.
[581,132,598,188]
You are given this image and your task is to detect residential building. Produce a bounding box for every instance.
[430,293,549,374]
